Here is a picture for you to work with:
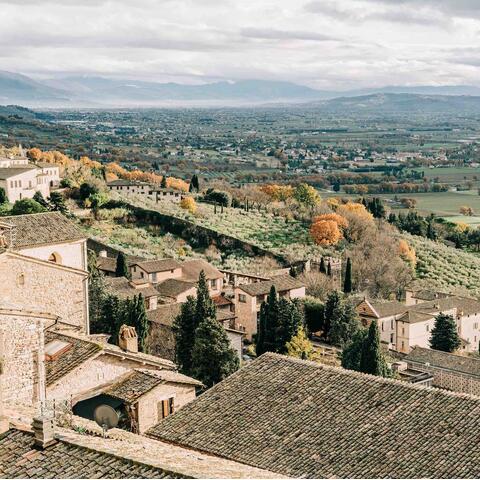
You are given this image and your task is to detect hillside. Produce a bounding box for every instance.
[406,233,480,294]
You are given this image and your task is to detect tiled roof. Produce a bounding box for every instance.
[134,259,181,274]
[107,179,148,187]
[45,332,101,386]
[97,255,146,273]
[1,212,86,249]
[397,310,435,324]
[0,167,37,179]
[181,259,223,282]
[213,295,233,307]
[148,353,480,478]
[0,429,177,478]
[147,303,182,327]
[156,278,195,298]
[406,346,480,379]
[105,276,159,299]
[368,300,407,318]
[104,370,164,404]
[238,275,304,296]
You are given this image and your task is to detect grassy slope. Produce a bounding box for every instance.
[406,233,480,294]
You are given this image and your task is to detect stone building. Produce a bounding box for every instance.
[356,291,480,354]
[405,346,480,396]
[233,275,306,339]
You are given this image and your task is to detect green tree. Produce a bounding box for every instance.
[286,326,315,360]
[319,257,326,274]
[303,297,324,335]
[33,191,49,208]
[190,174,200,192]
[11,198,46,215]
[256,286,279,355]
[172,296,198,375]
[161,175,167,188]
[329,300,359,347]
[79,182,99,201]
[341,329,368,371]
[87,250,107,332]
[275,298,304,353]
[0,187,7,205]
[115,252,130,279]
[323,291,341,341]
[126,294,149,353]
[95,294,123,341]
[359,321,391,377]
[191,315,239,388]
[195,270,216,322]
[48,191,69,216]
[430,313,461,352]
[327,261,332,277]
[293,183,320,208]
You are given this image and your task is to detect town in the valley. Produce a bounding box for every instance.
[0,140,479,478]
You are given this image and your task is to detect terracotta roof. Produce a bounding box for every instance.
[97,255,146,273]
[238,275,304,297]
[156,278,195,298]
[181,259,223,282]
[147,303,182,327]
[0,429,176,478]
[105,276,159,299]
[1,212,86,249]
[104,370,165,404]
[213,295,233,307]
[134,259,181,274]
[45,332,101,386]
[148,353,480,478]
[406,346,480,379]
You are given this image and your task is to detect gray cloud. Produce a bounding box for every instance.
[240,27,337,42]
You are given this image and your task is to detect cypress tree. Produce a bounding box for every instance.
[256,286,279,355]
[115,252,130,279]
[33,190,49,208]
[359,321,391,377]
[323,291,341,341]
[327,261,332,277]
[191,316,239,388]
[329,300,359,347]
[0,187,6,205]
[430,313,461,352]
[343,257,353,294]
[341,329,368,371]
[172,296,198,375]
[161,175,168,188]
[97,294,123,342]
[48,191,69,216]
[275,298,304,353]
[319,257,326,274]
[195,270,216,322]
[129,294,149,353]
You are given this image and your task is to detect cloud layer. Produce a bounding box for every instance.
[0,0,479,89]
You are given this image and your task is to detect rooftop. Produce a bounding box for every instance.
[105,276,159,299]
[134,258,181,274]
[148,353,480,478]
[156,278,196,298]
[406,346,480,379]
[1,212,86,249]
[238,275,304,297]
[181,259,223,282]
[97,254,146,273]
[147,303,182,327]
[0,167,37,179]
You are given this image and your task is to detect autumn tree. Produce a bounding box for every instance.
[286,326,315,360]
[460,205,474,216]
[310,219,342,246]
[293,183,320,208]
[180,196,197,214]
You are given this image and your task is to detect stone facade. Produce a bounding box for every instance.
[0,251,89,333]
[0,310,48,405]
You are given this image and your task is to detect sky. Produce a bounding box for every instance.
[1,0,480,90]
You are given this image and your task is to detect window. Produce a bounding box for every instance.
[390,319,394,329]
[402,327,405,335]
[475,323,478,329]
[152,272,157,282]
[48,252,62,264]
[390,333,394,344]
[158,397,174,420]
[426,324,429,332]
[45,339,72,361]
[210,279,217,289]
[381,321,384,332]
[140,271,144,278]
[239,294,247,303]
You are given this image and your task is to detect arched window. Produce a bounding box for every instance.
[48,252,62,264]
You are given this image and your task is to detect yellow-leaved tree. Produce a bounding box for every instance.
[180,196,197,214]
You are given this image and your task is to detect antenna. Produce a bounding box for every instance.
[94,404,119,438]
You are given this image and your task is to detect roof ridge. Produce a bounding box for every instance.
[259,352,480,402]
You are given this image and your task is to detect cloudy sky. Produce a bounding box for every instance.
[1,0,480,90]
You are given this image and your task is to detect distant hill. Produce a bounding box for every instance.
[308,93,480,115]
[2,70,480,108]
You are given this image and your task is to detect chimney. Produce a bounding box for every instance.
[118,325,138,353]
[32,415,56,449]
[99,250,108,258]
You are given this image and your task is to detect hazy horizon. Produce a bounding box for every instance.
[1,0,480,90]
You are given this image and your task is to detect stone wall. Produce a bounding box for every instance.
[406,360,480,396]
[137,383,196,433]
[0,252,88,332]
[0,311,44,405]
[48,353,160,402]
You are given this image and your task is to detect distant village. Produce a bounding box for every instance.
[0,148,479,478]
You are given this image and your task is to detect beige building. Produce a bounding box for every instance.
[234,276,306,339]
[356,291,480,354]
[104,276,160,310]
[131,258,183,284]
[0,167,51,203]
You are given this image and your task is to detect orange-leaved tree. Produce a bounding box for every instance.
[310,219,342,246]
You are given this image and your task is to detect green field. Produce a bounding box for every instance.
[413,167,480,183]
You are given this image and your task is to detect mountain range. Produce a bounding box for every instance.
[2,70,480,109]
